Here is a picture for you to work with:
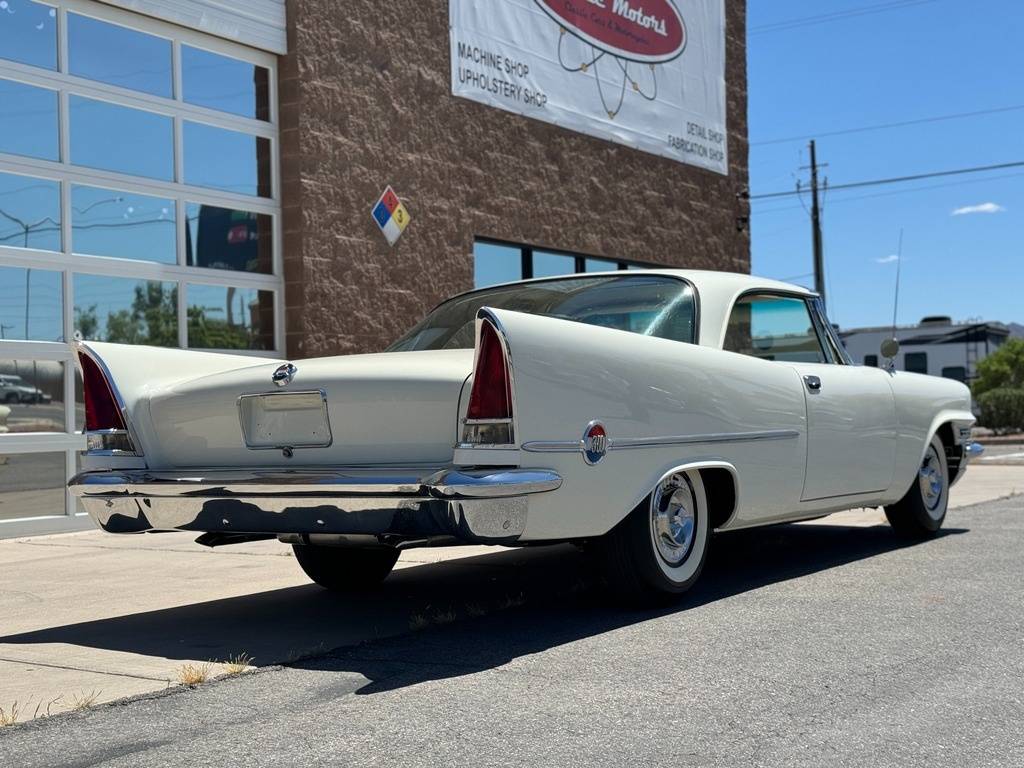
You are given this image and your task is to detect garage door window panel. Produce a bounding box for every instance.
[0,266,63,341]
[0,1,57,71]
[185,202,272,274]
[68,12,172,98]
[0,171,61,252]
[0,452,66,522]
[187,284,274,350]
[0,359,64,430]
[181,45,270,121]
[183,121,271,197]
[73,274,177,346]
[71,185,176,263]
[69,96,174,180]
[0,79,59,161]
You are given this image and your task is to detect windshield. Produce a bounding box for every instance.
[389,275,697,351]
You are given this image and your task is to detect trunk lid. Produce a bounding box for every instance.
[142,349,473,468]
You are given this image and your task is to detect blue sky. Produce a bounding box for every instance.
[747,0,1023,330]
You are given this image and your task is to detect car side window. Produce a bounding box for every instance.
[723,294,828,363]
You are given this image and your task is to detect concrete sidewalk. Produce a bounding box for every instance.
[0,465,1020,724]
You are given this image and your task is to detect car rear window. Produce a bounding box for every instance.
[389,275,697,351]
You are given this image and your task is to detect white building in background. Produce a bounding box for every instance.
[841,316,1013,383]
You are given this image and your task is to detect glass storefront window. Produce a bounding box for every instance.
[0,1,57,70]
[0,171,61,251]
[0,2,281,530]
[71,185,176,263]
[0,266,63,341]
[585,258,617,272]
[73,273,178,346]
[68,12,172,97]
[185,202,272,274]
[0,451,66,521]
[532,251,576,279]
[182,45,270,121]
[473,242,521,288]
[0,359,64,431]
[187,284,273,350]
[0,78,59,161]
[69,96,174,180]
[183,121,271,197]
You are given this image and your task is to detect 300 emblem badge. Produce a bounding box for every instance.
[583,421,609,465]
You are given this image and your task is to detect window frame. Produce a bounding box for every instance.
[722,290,835,365]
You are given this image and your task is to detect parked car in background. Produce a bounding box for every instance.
[0,374,52,404]
[68,271,983,603]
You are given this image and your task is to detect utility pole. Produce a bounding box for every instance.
[808,139,826,311]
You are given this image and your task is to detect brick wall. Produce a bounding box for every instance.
[279,0,749,358]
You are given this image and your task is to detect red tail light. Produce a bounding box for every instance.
[462,319,514,446]
[467,321,512,420]
[80,352,126,432]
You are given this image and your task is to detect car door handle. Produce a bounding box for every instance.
[803,375,822,392]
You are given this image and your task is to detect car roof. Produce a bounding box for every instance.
[441,269,818,348]
[452,269,815,300]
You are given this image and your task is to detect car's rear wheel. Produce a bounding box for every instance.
[292,544,399,592]
[884,434,948,537]
[595,469,710,605]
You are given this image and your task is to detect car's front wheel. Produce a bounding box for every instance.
[885,434,949,537]
[595,470,710,604]
[292,544,400,592]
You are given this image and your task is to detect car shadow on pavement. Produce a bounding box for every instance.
[0,521,965,692]
[299,522,969,694]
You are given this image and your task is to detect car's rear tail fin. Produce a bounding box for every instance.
[461,311,515,446]
[76,344,139,455]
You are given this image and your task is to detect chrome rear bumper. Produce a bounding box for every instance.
[69,467,561,544]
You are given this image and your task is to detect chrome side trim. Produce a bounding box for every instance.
[522,429,800,454]
[520,440,583,453]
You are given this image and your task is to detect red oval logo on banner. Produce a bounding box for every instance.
[535,0,686,63]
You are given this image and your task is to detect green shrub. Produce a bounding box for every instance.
[976,387,1024,434]
[973,338,1024,398]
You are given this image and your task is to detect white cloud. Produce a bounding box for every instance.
[875,254,900,264]
[951,202,1005,216]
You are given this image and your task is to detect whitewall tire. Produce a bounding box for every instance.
[596,469,710,604]
[885,434,949,537]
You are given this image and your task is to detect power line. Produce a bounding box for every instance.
[751,103,1024,147]
[748,160,1024,201]
[750,0,939,34]
[751,169,1024,216]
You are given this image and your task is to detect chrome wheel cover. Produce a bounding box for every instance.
[650,474,697,566]
[919,443,945,518]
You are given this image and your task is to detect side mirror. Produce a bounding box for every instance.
[880,338,900,359]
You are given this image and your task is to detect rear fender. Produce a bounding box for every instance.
[477,308,808,540]
[74,341,279,463]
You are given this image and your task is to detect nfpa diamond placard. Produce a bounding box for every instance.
[370,185,410,246]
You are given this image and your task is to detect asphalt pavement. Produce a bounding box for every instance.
[1,494,1021,767]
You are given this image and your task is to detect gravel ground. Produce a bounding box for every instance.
[1,496,1022,767]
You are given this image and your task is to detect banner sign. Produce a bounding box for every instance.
[449,0,728,175]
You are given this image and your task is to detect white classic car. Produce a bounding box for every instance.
[70,271,983,601]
